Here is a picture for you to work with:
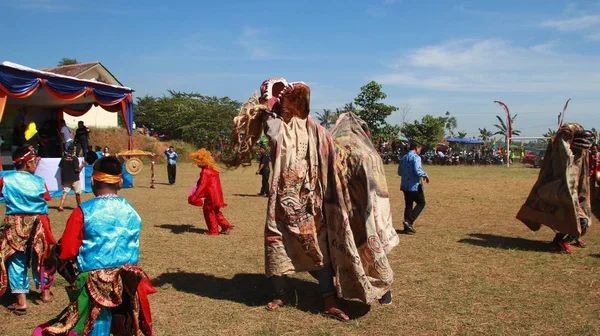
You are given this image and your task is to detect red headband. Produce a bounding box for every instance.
[13,151,38,164]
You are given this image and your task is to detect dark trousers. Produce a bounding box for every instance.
[403,184,426,225]
[167,163,176,184]
[260,170,270,195]
[75,140,88,157]
[271,263,335,298]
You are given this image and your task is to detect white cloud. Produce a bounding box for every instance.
[376,39,600,93]
[540,15,600,31]
[586,32,600,40]
[366,0,398,17]
[237,27,272,59]
[530,40,559,53]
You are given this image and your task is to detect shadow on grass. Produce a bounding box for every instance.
[152,271,371,319]
[589,254,600,259]
[155,224,208,234]
[232,193,266,198]
[458,233,553,252]
[49,206,74,211]
[591,199,600,221]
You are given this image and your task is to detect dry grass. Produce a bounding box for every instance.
[1,163,600,336]
[88,128,197,164]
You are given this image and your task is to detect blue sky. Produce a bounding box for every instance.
[2,0,600,137]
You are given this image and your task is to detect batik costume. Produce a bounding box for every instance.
[231,79,398,304]
[34,170,155,336]
[517,123,593,252]
[188,148,234,235]
[0,153,55,299]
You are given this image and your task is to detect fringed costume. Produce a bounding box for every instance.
[231,79,398,306]
[517,123,593,253]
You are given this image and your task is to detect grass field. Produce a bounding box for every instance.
[1,163,600,336]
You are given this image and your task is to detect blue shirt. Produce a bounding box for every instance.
[165,150,178,165]
[398,150,428,191]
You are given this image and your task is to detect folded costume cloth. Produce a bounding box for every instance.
[516,123,592,237]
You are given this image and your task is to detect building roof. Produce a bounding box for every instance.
[2,61,132,91]
[41,62,100,77]
[40,62,124,86]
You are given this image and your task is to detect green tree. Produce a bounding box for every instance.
[134,91,241,148]
[315,109,334,128]
[354,81,398,137]
[57,58,78,66]
[444,111,458,137]
[543,128,557,143]
[493,115,521,147]
[478,127,493,142]
[458,130,467,138]
[400,114,446,149]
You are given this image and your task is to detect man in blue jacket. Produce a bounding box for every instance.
[398,141,430,234]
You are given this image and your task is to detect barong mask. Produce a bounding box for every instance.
[228,78,311,163]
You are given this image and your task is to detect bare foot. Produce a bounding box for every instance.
[322,307,350,321]
[323,295,349,321]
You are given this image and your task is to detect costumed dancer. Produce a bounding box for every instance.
[517,123,593,253]
[188,148,234,235]
[34,157,155,336]
[0,146,55,315]
[589,143,598,200]
[228,79,398,321]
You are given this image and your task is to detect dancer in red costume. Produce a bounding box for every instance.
[188,148,234,235]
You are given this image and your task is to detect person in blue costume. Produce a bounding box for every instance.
[0,146,56,315]
[34,157,155,336]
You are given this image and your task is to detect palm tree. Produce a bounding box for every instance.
[444,111,457,137]
[478,127,493,142]
[458,130,467,138]
[543,128,556,143]
[316,109,333,128]
[493,114,521,147]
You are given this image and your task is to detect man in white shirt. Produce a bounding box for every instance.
[59,120,73,153]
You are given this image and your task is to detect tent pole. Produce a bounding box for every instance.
[0,92,6,171]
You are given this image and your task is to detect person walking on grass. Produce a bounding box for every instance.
[256,145,270,196]
[58,145,85,212]
[398,140,429,234]
[164,146,178,185]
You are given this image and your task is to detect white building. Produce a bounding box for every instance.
[41,62,124,128]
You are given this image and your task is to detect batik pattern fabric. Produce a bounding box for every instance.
[0,214,55,297]
[263,113,398,304]
[517,123,592,236]
[33,265,156,336]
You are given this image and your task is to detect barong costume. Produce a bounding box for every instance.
[34,169,155,336]
[517,123,592,246]
[189,149,233,235]
[235,79,398,303]
[0,164,55,297]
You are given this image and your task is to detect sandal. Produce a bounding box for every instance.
[322,307,350,322]
[203,232,219,236]
[12,308,27,315]
[265,296,287,311]
[57,208,64,212]
[7,303,27,315]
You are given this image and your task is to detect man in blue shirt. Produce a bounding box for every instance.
[398,141,430,234]
[165,146,178,185]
